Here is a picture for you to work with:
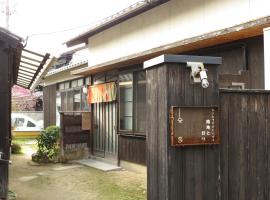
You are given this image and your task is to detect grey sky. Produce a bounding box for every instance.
[0,0,139,55]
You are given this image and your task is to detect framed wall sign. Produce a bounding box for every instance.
[170,106,220,146]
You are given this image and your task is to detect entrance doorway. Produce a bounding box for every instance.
[92,101,117,160]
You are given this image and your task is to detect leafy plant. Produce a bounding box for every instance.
[32,126,60,163]
[11,143,22,154]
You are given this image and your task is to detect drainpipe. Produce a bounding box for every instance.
[264,27,270,89]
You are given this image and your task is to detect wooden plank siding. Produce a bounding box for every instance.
[118,135,146,165]
[146,60,219,200]
[60,113,90,160]
[0,41,12,199]
[192,36,264,89]
[43,84,56,128]
[146,57,270,199]
[0,31,22,199]
[219,90,270,200]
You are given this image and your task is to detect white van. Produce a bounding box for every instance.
[11,113,43,138]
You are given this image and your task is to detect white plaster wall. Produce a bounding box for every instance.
[88,0,270,66]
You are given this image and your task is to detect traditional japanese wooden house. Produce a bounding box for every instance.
[63,0,270,199]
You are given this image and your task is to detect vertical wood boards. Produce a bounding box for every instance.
[0,38,14,199]
[118,136,146,165]
[219,91,270,200]
[146,65,169,200]
[43,85,56,128]
[193,36,264,89]
[146,60,270,200]
[146,62,219,200]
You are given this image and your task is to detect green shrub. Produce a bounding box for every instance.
[11,143,22,154]
[32,126,60,163]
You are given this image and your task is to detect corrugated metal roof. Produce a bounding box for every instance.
[46,60,88,77]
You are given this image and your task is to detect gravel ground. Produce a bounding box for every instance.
[9,144,146,200]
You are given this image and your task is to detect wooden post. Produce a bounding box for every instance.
[0,38,12,200]
[145,55,221,200]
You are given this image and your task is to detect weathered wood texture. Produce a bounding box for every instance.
[146,62,219,200]
[147,61,270,200]
[193,36,264,89]
[119,135,146,165]
[0,33,21,199]
[220,90,270,200]
[60,113,90,148]
[43,85,56,128]
[0,41,11,200]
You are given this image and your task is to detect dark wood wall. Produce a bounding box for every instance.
[0,38,12,200]
[220,90,270,200]
[0,33,21,199]
[119,135,146,165]
[43,84,56,128]
[60,113,90,160]
[193,36,264,89]
[146,58,270,199]
[146,62,219,200]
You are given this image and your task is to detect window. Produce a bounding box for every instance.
[56,77,90,112]
[73,90,81,111]
[77,79,83,86]
[71,80,78,88]
[64,82,70,89]
[119,73,133,130]
[134,71,146,133]
[119,70,146,133]
[59,83,65,90]
[93,73,105,85]
[27,121,36,127]
[14,118,25,127]
[85,77,91,85]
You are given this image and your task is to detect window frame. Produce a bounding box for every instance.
[118,69,146,136]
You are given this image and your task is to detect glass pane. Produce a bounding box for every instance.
[73,90,81,111]
[85,77,91,85]
[78,79,83,86]
[27,121,36,127]
[121,117,132,130]
[59,83,65,90]
[119,73,133,131]
[82,92,89,111]
[15,118,25,127]
[61,92,67,111]
[93,73,105,85]
[64,82,70,89]
[56,92,61,126]
[71,80,77,88]
[134,71,146,133]
[67,91,74,111]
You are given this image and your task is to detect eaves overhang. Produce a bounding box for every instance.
[65,0,170,47]
[71,16,270,76]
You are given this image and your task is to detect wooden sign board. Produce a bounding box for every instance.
[170,106,219,146]
[82,112,91,131]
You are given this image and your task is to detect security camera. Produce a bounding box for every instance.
[199,70,209,88]
[187,62,209,89]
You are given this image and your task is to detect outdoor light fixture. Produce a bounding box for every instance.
[187,62,209,88]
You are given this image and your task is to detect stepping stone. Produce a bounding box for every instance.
[53,165,82,171]
[76,159,122,172]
